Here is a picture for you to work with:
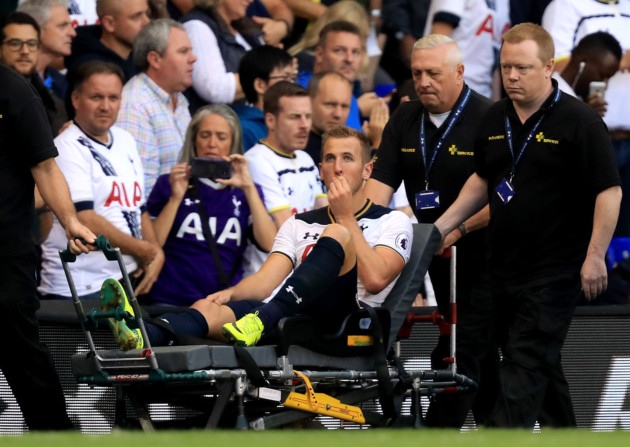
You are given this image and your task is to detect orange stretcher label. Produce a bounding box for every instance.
[347,335,373,346]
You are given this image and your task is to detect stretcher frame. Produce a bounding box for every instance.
[63,224,476,430]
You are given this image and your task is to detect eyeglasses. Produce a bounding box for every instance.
[2,39,40,52]
[268,74,297,83]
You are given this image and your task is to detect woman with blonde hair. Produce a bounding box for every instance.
[145,104,275,306]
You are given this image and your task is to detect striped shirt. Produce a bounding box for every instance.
[118,72,191,196]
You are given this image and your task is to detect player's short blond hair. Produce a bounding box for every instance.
[322,126,372,164]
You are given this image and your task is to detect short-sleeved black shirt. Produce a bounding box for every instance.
[0,64,58,255]
[370,86,492,279]
[474,83,621,284]
[371,86,492,225]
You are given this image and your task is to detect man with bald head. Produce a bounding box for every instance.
[65,0,151,116]
[304,71,352,166]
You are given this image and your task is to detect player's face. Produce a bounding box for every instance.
[311,75,352,134]
[72,73,123,142]
[156,27,196,93]
[320,136,371,194]
[108,0,150,48]
[315,31,363,82]
[0,24,39,77]
[266,96,312,154]
[411,44,464,114]
[500,39,554,106]
[195,113,233,158]
[40,4,75,57]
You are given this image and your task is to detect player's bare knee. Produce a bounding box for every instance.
[321,223,352,248]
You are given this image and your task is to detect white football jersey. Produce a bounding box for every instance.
[242,141,326,277]
[39,123,144,297]
[542,0,630,130]
[272,202,413,306]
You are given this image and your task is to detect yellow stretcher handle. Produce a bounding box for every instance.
[282,370,365,424]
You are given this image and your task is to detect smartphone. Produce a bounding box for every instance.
[189,157,232,180]
[589,81,606,97]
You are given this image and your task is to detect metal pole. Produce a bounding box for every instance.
[449,246,457,374]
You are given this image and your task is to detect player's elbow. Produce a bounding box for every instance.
[363,276,392,295]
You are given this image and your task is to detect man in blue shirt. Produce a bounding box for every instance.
[232,45,294,151]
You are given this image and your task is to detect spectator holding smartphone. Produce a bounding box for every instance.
[552,32,622,118]
[145,104,276,307]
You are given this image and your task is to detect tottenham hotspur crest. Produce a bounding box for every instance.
[232,195,242,217]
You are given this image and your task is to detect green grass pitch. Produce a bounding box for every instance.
[2,429,629,447]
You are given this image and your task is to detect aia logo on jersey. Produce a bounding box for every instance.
[476,14,494,36]
[476,14,510,41]
[301,243,315,261]
[104,181,142,208]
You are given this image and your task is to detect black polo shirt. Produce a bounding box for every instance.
[0,64,58,255]
[372,85,492,225]
[475,82,621,284]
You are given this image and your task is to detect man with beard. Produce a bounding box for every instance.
[242,81,328,277]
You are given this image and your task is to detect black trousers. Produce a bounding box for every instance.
[0,253,73,430]
[424,254,499,428]
[486,275,580,428]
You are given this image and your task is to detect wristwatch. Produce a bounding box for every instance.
[458,222,467,237]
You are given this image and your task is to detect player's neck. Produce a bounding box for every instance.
[262,137,295,156]
[352,190,368,213]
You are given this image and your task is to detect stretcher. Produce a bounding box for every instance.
[64,223,476,430]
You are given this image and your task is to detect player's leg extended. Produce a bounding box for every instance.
[223,224,356,346]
